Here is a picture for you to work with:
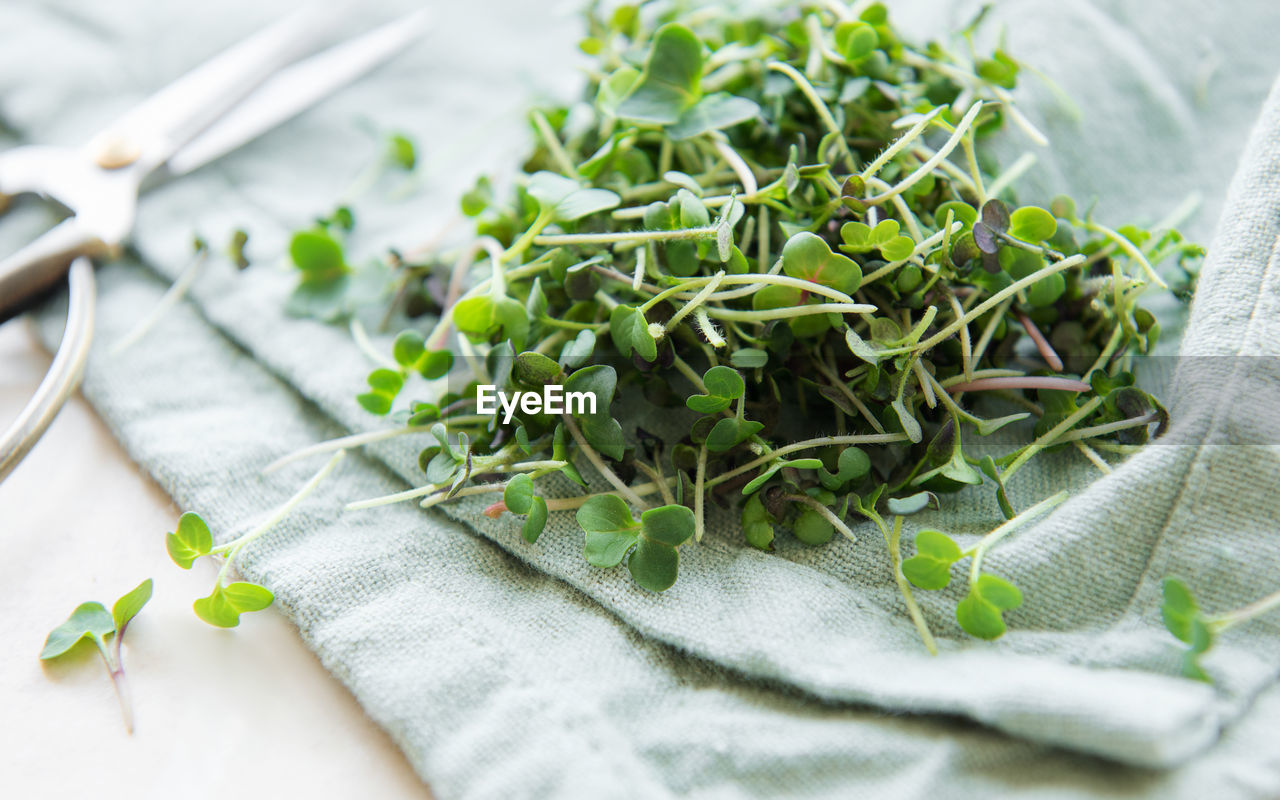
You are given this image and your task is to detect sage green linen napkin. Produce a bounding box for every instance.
[9,0,1280,796]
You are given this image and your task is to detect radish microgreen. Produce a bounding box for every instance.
[40,579,152,733]
[259,1,1200,659]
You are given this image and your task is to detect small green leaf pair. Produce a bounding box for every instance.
[564,365,626,460]
[741,493,776,550]
[839,219,914,262]
[527,171,621,222]
[901,529,1023,639]
[357,368,404,415]
[643,189,714,276]
[578,496,696,591]
[686,365,745,413]
[503,473,549,543]
[40,579,153,733]
[1160,577,1214,682]
[834,21,878,62]
[614,24,759,140]
[166,511,276,628]
[452,295,530,350]
[754,232,862,337]
[610,305,658,361]
[392,330,454,380]
[193,582,275,629]
[40,580,152,660]
[421,423,473,492]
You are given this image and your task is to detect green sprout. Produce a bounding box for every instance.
[260,1,1199,638]
[40,579,153,733]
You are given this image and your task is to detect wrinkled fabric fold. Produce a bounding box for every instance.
[10,0,1280,795]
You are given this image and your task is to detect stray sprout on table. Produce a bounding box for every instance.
[40,579,153,733]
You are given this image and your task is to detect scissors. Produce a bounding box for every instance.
[0,6,428,482]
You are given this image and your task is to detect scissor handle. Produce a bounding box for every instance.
[0,218,105,324]
[0,257,96,482]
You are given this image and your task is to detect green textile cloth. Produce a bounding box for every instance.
[7,0,1280,796]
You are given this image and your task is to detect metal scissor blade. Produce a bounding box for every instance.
[86,3,352,172]
[165,9,430,178]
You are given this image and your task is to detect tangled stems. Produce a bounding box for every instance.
[275,2,1198,648]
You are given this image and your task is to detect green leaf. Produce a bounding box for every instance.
[289,229,347,279]
[111,579,153,633]
[703,365,745,399]
[418,350,453,380]
[194,582,274,628]
[879,235,915,262]
[357,393,393,415]
[844,328,886,364]
[580,415,627,460]
[559,330,596,370]
[686,366,745,412]
[639,504,695,547]
[891,398,922,443]
[387,133,417,170]
[610,305,657,361]
[1161,577,1203,644]
[460,175,492,216]
[166,511,212,569]
[555,187,622,222]
[627,537,680,591]
[40,602,115,660]
[367,368,404,394]
[393,331,426,368]
[564,364,617,408]
[902,530,962,590]
[523,496,548,544]
[956,574,1023,640]
[616,24,704,125]
[504,473,535,515]
[596,66,641,117]
[731,348,768,369]
[818,447,870,490]
[579,494,640,567]
[667,93,759,140]
[514,351,563,386]
[705,417,764,452]
[686,394,731,414]
[834,21,878,61]
[936,201,977,228]
[742,458,823,494]
[887,490,937,516]
[453,295,530,349]
[782,232,862,293]
[793,509,834,545]
[1009,206,1057,242]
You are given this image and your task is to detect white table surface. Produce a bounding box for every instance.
[0,321,431,799]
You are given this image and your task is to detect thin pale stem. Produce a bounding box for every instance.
[562,414,648,508]
[782,494,858,543]
[887,515,938,655]
[915,255,1086,352]
[1001,397,1104,483]
[968,491,1069,581]
[109,250,207,356]
[265,426,431,474]
[705,433,908,490]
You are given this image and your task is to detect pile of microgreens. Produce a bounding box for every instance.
[149,0,1269,677]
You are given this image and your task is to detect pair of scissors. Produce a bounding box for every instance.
[0,5,428,482]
